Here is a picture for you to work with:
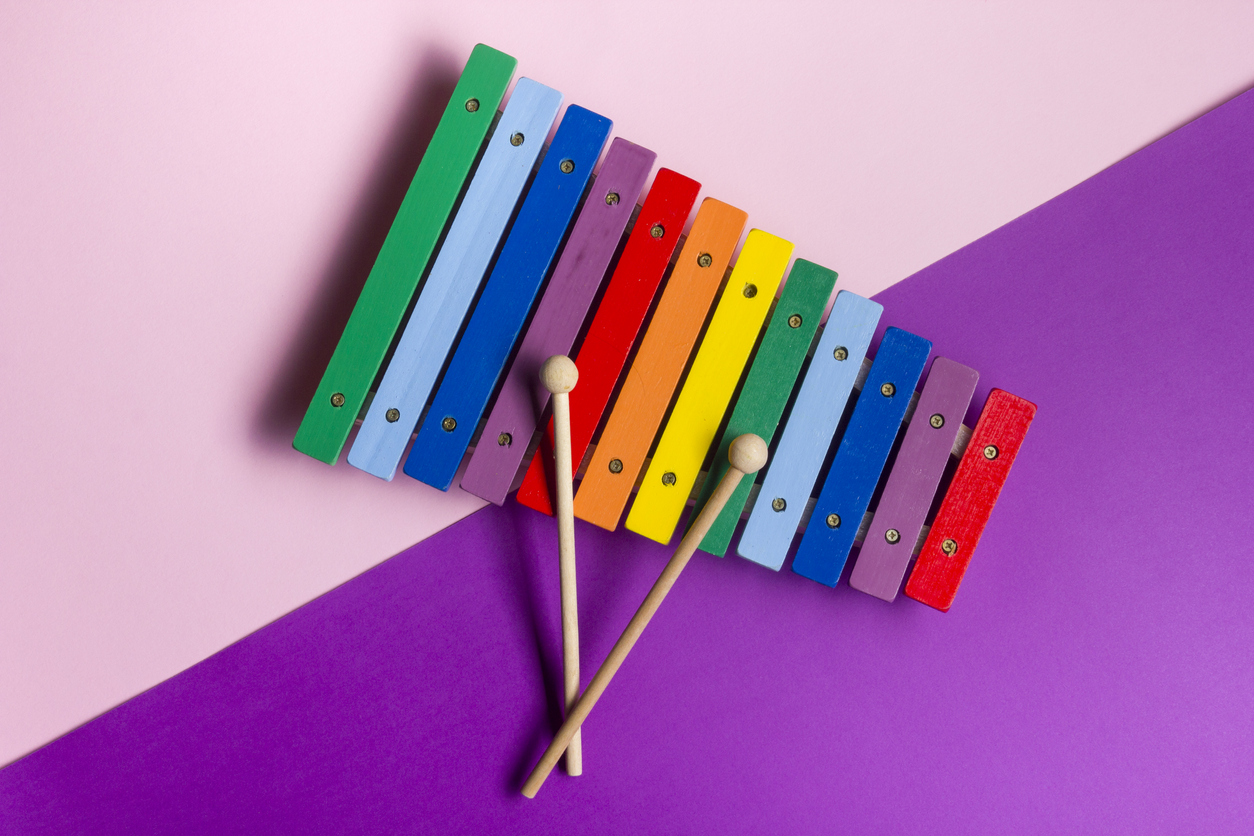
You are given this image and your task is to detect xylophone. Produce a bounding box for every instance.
[291,44,1037,794]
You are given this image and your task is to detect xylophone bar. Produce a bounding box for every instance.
[737,291,883,570]
[294,44,516,464]
[404,105,612,490]
[690,259,837,556]
[347,77,562,480]
[572,197,748,529]
[293,43,1037,612]
[791,327,933,587]
[514,168,702,515]
[851,357,979,601]
[459,138,657,504]
[625,229,794,544]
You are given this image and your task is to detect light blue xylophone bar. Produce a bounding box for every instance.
[347,78,562,480]
[737,291,883,571]
[404,104,613,490]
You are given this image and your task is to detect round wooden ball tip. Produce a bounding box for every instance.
[540,355,578,394]
[728,433,768,474]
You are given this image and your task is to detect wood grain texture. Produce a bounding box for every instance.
[849,357,978,601]
[541,357,583,776]
[572,198,748,530]
[905,389,1037,612]
[293,44,516,464]
[403,106,611,490]
[737,291,882,571]
[625,230,793,545]
[791,327,932,587]
[514,169,701,515]
[693,259,837,556]
[347,78,561,480]
[459,139,656,504]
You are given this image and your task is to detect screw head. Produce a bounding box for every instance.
[650,223,664,239]
[330,392,346,408]
[941,538,958,556]
[930,413,945,429]
[787,314,802,328]
[559,159,575,174]
[743,283,758,298]
[885,528,901,544]
[510,132,524,146]
[441,416,457,432]
[826,513,841,529]
[697,253,713,268]
[385,408,400,423]
[605,192,620,206]
[983,444,999,460]
[608,458,623,474]
[498,432,511,447]
[465,98,479,112]
[833,346,849,361]
[880,382,896,397]
[661,471,677,486]
[771,497,786,512]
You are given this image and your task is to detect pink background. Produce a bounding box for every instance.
[2,1,1251,766]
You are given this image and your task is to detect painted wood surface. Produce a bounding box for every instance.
[791,327,932,587]
[292,44,516,464]
[347,79,561,480]
[403,106,612,490]
[905,389,1037,611]
[514,169,701,515]
[693,259,837,555]
[849,357,979,601]
[538,355,583,776]
[572,198,748,530]
[625,230,793,545]
[736,291,883,571]
[458,138,656,504]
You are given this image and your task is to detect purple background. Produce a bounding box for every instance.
[3,88,1252,836]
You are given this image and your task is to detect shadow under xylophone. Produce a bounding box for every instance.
[290,43,1037,789]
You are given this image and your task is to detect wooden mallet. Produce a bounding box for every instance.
[540,354,583,776]
[521,432,769,798]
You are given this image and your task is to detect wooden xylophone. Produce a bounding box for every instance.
[291,43,1037,789]
[294,42,1035,608]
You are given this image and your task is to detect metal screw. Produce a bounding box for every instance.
[661,472,677,486]
[833,346,848,361]
[930,413,945,429]
[984,444,999,460]
[885,528,901,544]
[510,132,524,146]
[826,513,841,529]
[650,223,664,239]
[498,432,511,447]
[441,416,457,432]
[330,392,346,408]
[941,538,958,556]
[697,253,713,268]
[559,159,575,174]
[605,192,620,206]
[771,497,786,512]
[465,98,479,112]
[743,284,757,298]
[880,382,896,397]
[788,314,802,328]
[608,458,623,473]
[385,408,400,423]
